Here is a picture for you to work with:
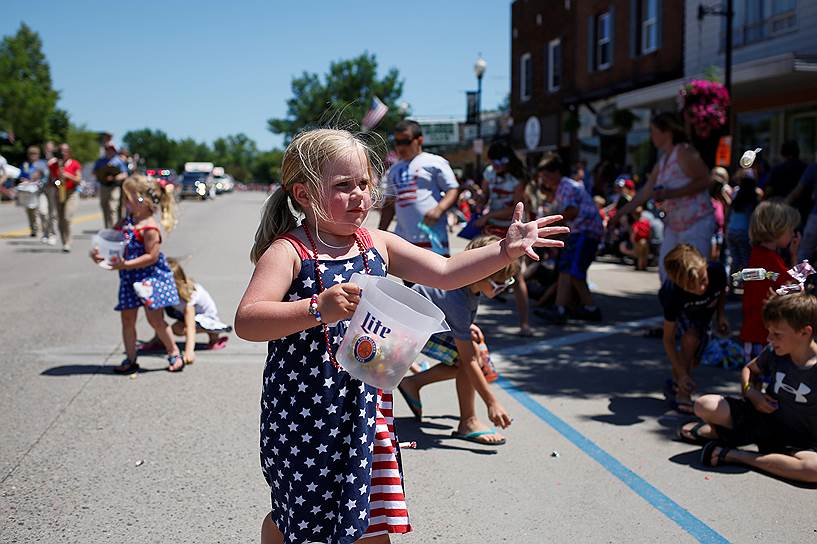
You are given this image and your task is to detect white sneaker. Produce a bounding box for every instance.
[62,244,71,253]
[47,236,56,246]
[41,236,49,244]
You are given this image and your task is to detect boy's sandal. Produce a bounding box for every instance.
[113,358,140,375]
[700,441,731,467]
[451,429,506,446]
[677,421,711,445]
[166,354,184,373]
[397,385,422,421]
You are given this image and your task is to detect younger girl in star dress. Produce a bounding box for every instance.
[91,174,183,373]
[235,128,568,544]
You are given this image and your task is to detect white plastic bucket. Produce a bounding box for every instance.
[337,272,449,389]
[93,229,126,267]
[15,183,39,209]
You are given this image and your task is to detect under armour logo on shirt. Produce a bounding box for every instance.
[774,372,811,403]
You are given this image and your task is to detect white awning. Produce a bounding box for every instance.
[616,53,817,110]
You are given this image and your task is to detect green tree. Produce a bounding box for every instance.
[66,124,100,165]
[212,133,258,180]
[268,52,403,143]
[251,149,284,183]
[0,23,60,161]
[171,137,213,173]
[122,128,176,168]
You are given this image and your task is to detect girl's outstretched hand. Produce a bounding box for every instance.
[502,203,569,261]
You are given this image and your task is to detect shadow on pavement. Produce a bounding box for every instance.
[669,448,817,489]
[41,364,167,376]
[394,416,499,456]
[587,395,668,426]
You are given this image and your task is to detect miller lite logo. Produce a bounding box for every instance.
[360,311,392,338]
[354,335,378,365]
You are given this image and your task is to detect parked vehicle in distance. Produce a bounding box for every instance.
[212,166,235,194]
[180,162,215,200]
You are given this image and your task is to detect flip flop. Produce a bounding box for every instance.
[700,441,731,467]
[677,421,711,445]
[451,429,506,446]
[397,384,422,421]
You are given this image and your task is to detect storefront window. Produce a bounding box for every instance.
[790,113,816,164]
[735,111,779,164]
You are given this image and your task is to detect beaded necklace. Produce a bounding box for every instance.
[302,223,370,370]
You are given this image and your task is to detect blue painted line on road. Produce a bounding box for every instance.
[497,376,730,544]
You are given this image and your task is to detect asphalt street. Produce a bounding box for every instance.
[1,191,815,543]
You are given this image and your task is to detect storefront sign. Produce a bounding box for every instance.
[524,116,541,151]
[420,122,460,146]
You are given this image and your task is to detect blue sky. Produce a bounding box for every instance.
[3,1,510,150]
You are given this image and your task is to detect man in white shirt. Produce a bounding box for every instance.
[378,120,459,257]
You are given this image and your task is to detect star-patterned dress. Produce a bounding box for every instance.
[114,216,180,311]
[261,227,411,543]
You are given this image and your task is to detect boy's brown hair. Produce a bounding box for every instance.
[465,235,521,281]
[763,292,817,333]
[749,200,800,245]
[663,244,707,292]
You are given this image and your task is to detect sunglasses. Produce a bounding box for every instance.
[491,157,510,166]
[488,276,515,295]
[393,136,418,147]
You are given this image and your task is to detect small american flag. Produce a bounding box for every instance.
[361,96,388,131]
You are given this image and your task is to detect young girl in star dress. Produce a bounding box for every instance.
[91,174,183,373]
[235,128,568,544]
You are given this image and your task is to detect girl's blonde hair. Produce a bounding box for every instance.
[122,174,177,232]
[664,243,707,292]
[250,128,383,263]
[465,235,521,280]
[167,257,194,303]
[749,200,800,245]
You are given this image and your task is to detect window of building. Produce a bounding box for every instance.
[724,0,797,49]
[547,39,561,92]
[641,0,658,53]
[520,53,532,101]
[596,12,611,70]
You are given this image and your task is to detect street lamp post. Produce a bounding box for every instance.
[474,55,487,182]
[698,0,734,97]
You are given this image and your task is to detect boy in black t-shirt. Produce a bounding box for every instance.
[659,244,729,414]
[679,292,817,483]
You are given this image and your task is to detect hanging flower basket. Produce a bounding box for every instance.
[678,79,730,139]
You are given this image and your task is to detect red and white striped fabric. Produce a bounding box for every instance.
[363,391,411,538]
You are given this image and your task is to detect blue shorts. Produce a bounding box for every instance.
[557,233,599,280]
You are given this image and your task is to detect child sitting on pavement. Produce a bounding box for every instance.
[660,244,729,414]
[398,235,520,445]
[740,200,800,363]
[138,257,232,364]
[679,289,817,483]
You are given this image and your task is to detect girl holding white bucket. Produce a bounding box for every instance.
[90,174,183,374]
[235,128,568,544]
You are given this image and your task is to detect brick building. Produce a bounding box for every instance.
[510,0,684,185]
